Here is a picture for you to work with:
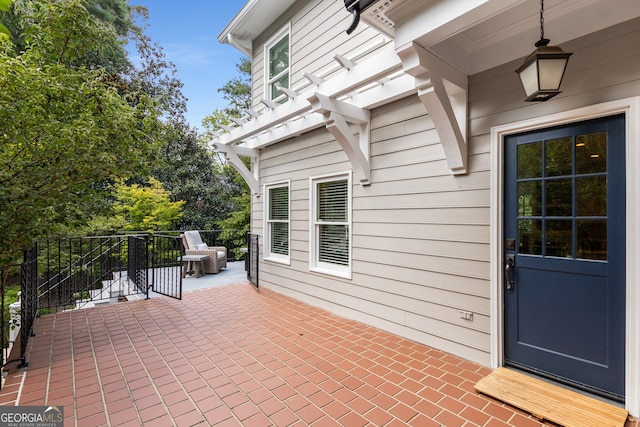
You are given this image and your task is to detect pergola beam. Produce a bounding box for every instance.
[218,44,402,146]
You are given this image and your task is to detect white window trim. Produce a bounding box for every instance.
[264,180,291,265]
[490,97,640,417]
[263,23,291,104]
[309,171,352,279]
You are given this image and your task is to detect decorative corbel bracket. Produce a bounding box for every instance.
[396,41,468,174]
[308,92,371,186]
[214,143,260,195]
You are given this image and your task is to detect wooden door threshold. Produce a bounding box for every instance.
[474,367,628,427]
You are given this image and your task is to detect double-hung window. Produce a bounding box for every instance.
[265,25,290,104]
[310,173,351,278]
[265,182,290,263]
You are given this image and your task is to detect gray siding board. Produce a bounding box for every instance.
[371,159,451,182]
[262,142,342,173]
[370,95,427,128]
[359,171,490,196]
[354,235,489,263]
[354,189,490,210]
[354,222,489,244]
[350,263,489,299]
[265,160,351,183]
[353,247,488,280]
[348,268,491,319]
[356,207,489,225]
[372,139,445,170]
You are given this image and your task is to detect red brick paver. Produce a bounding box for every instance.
[0,283,636,426]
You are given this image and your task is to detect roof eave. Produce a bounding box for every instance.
[217,0,297,56]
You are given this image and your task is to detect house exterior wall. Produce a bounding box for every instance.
[251,13,640,369]
[250,0,390,110]
[257,93,492,365]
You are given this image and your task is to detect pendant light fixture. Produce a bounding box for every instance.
[515,0,573,101]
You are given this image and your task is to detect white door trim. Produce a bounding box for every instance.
[490,97,640,417]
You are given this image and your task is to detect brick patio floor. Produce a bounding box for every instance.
[0,282,636,426]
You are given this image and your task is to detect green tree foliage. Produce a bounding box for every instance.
[218,189,251,260]
[85,0,133,36]
[0,0,11,36]
[203,57,252,246]
[151,121,242,230]
[112,178,185,232]
[217,57,251,117]
[125,24,187,122]
[0,0,165,269]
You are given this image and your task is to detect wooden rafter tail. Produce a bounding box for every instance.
[334,53,357,70]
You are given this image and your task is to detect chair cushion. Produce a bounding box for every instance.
[196,243,208,250]
[217,251,226,260]
[184,231,204,250]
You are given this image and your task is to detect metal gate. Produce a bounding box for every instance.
[150,234,183,300]
[127,235,148,295]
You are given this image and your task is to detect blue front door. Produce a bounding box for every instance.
[504,114,626,401]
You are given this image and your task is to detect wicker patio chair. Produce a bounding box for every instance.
[181,231,227,274]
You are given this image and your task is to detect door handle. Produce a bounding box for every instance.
[505,255,515,291]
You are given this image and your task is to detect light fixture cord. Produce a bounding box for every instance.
[535,0,550,47]
[539,0,545,41]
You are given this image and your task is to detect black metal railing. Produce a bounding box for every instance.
[2,229,245,386]
[38,235,134,311]
[151,230,245,261]
[247,233,259,289]
[0,246,38,371]
[19,246,38,367]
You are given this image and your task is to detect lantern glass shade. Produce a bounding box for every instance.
[516,44,572,102]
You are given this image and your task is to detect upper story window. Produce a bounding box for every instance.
[264,181,290,263]
[264,25,290,104]
[310,172,352,278]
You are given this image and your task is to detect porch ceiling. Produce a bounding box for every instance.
[387,0,640,75]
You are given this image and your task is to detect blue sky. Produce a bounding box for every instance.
[131,0,248,130]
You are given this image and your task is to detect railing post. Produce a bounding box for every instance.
[1,266,6,371]
[246,233,259,289]
[147,234,152,300]
[19,244,38,369]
